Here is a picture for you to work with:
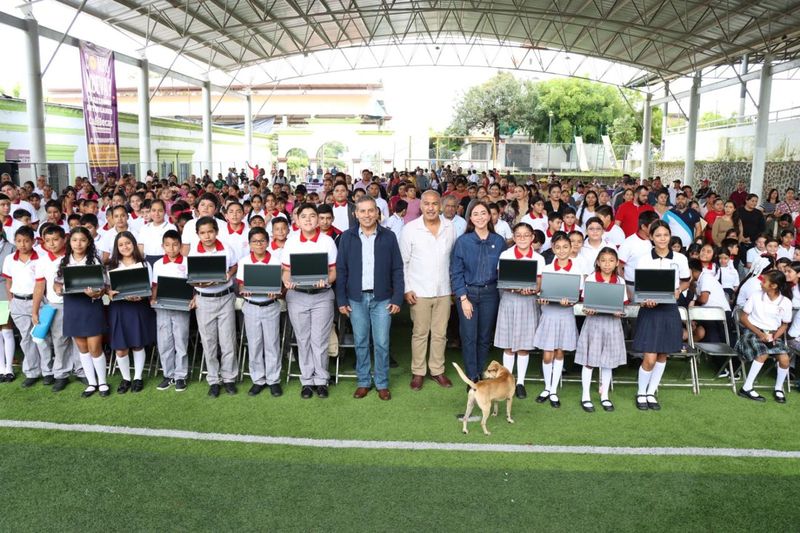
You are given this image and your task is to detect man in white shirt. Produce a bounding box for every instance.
[440,194,467,237]
[367,182,390,225]
[400,190,456,391]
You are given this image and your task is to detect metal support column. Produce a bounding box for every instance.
[641,92,652,181]
[138,57,152,174]
[245,93,253,163]
[750,58,772,200]
[684,72,701,186]
[739,54,749,122]
[23,11,46,178]
[202,80,212,172]
[661,82,669,154]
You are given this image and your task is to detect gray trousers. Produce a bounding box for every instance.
[243,300,281,385]
[195,291,237,384]
[286,289,334,386]
[48,303,75,379]
[156,308,190,380]
[11,298,53,378]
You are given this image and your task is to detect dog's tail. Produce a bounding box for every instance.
[451,362,477,390]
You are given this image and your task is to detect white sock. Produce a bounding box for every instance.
[541,361,552,393]
[551,358,564,393]
[646,361,667,396]
[502,352,515,373]
[2,329,14,374]
[775,366,789,391]
[79,352,97,387]
[117,354,131,381]
[581,366,593,402]
[743,360,764,390]
[92,355,107,386]
[637,367,652,395]
[600,368,612,401]
[516,355,529,386]
[133,349,146,380]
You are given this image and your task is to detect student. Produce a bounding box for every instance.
[688,258,732,342]
[533,231,582,408]
[489,202,513,244]
[188,216,239,397]
[79,213,102,247]
[236,227,283,397]
[281,203,337,399]
[541,211,563,252]
[697,242,718,277]
[107,231,156,394]
[385,199,407,239]
[632,220,690,411]
[575,247,627,412]
[98,205,130,263]
[181,193,220,255]
[0,193,16,242]
[618,211,659,299]
[55,227,109,397]
[2,226,53,387]
[137,199,176,267]
[219,201,249,261]
[736,256,773,307]
[495,222,544,399]
[561,206,583,234]
[127,193,146,234]
[150,230,190,392]
[270,217,289,251]
[745,234,768,270]
[317,204,342,245]
[735,270,793,403]
[520,195,548,233]
[777,229,795,260]
[0,220,14,382]
[578,216,609,269]
[717,248,740,303]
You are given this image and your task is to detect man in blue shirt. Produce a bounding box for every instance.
[667,192,702,247]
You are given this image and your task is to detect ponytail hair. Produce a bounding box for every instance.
[764,270,793,300]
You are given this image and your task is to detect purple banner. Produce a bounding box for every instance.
[79,41,120,180]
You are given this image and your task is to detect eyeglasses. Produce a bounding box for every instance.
[249,239,267,244]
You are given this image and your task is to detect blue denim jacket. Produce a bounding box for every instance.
[450,231,506,298]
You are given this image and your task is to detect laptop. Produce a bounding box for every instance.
[187,255,227,284]
[634,268,676,304]
[539,272,581,304]
[583,281,625,314]
[63,265,106,295]
[290,252,328,289]
[153,276,194,311]
[242,264,282,294]
[497,259,538,290]
[109,267,152,301]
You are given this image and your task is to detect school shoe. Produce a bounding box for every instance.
[117,380,132,394]
[410,375,424,391]
[81,385,97,398]
[300,386,314,399]
[581,401,595,413]
[535,390,550,403]
[174,379,187,392]
[737,387,765,402]
[132,380,144,393]
[601,399,615,412]
[773,390,787,404]
[515,384,527,399]
[646,394,661,411]
[223,382,237,395]
[549,394,561,408]
[156,378,173,391]
[269,383,283,397]
[636,395,649,410]
[248,384,265,396]
[316,385,329,398]
[4,373,15,383]
[52,378,69,393]
[21,377,39,388]
[98,385,111,397]
[208,384,221,398]
[42,375,55,386]
[0,374,6,383]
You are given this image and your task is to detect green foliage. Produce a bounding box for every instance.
[285,147,308,177]
[700,111,739,128]
[450,72,522,144]
[316,140,347,170]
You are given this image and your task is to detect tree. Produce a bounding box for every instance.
[285,148,308,178]
[609,114,638,160]
[450,72,522,145]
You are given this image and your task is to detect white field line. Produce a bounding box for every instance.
[1,419,799,459]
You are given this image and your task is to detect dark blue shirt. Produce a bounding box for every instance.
[450,231,506,298]
[670,207,701,230]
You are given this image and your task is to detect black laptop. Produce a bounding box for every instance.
[539,272,581,304]
[497,259,538,290]
[63,265,106,294]
[187,255,227,284]
[289,253,328,289]
[634,268,675,304]
[583,281,626,314]
[242,264,282,294]
[109,267,152,301]
[153,276,194,311]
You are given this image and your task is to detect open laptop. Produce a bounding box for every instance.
[539,272,581,304]
[497,259,538,290]
[290,252,328,289]
[63,265,105,295]
[187,256,227,284]
[153,276,194,311]
[242,264,282,294]
[583,281,626,314]
[109,267,152,301]
[634,268,676,304]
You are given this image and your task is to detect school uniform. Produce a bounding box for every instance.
[152,254,190,381]
[533,259,582,352]
[384,213,405,240]
[3,250,53,378]
[719,262,740,295]
[603,223,626,248]
[127,212,145,235]
[574,272,628,368]
[59,254,107,338]
[282,229,337,387]
[493,246,542,352]
[138,220,177,267]
[736,276,763,308]
[735,292,792,360]
[219,222,250,261]
[236,251,282,386]
[35,249,78,380]
[189,240,238,385]
[181,217,199,250]
[97,226,126,257]
[494,219,513,241]
[107,262,156,350]
[561,222,584,235]
[632,249,690,354]
[777,244,795,261]
[519,213,547,233]
[694,269,732,343]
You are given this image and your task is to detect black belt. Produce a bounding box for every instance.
[12,294,33,301]
[196,287,234,298]
[293,288,328,295]
[244,299,276,307]
[362,289,374,293]
[467,283,497,289]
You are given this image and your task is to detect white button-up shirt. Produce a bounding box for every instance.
[400,216,456,298]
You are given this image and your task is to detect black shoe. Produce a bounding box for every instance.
[737,387,765,402]
[132,379,144,393]
[117,379,131,394]
[535,390,550,403]
[646,394,661,411]
[248,384,265,396]
[269,383,283,397]
[601,400,615,412]
[389,356,399,368]
[21,377,39,388]
[301,385,314,399]
[636,395,649,410]
[42,375,55,386]
[208,384,221,398]
[81,385,97,398]
[0,373,5,383]
[316,385,329,398]
[175,379,187,392]
[156,378,173,391]
[581,401,595,413]
[773,390,787,404]
[549,394,561,408]
[98,384,111,397]
[515,384,527,399]
[4,373,15,383]
[223,382,237,395]
[52,378,69,392]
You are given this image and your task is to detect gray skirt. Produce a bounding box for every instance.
[534,304,578,351]
[494,291,539,352]
[574,314,627,368]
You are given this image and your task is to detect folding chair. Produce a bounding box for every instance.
[669,306,700,395]
[333,313,357,384]
[688,306,739,393]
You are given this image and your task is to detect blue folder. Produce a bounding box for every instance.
[31,304,56,344]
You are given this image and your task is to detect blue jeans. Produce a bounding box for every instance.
[349,294,392,389]
[456,285,500,381]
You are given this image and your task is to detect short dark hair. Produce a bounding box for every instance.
[14,226,35,241]
[248,226,269,242]
[195,216,219,233]
[162,229,181,243]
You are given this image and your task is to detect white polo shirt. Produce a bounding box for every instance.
[2,250,40,295]
[10,200,38,223]
[268,241,285,265]
[127,212,145,234]
[494,219,513,241]
[281,229,337,271]
[541,257,585,290]
[236,251,282,303]
[519,213,548,234]
[187,240,236,294]
[34,249,65,304]
[98,226,128,256]
[138,221,177,256]
[743,291,792,331]
[603,223,626,248]
[618,233,653,282]
[152,254,188,282]
[696,270,730,311]
[332,202,351,232]
[719,262,739,290]
[635,249,690,291]
[219,222,249,262]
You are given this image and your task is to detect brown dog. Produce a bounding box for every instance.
[452,360,515,435]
